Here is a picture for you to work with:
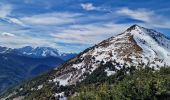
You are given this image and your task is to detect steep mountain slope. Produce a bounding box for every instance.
[0,46,76,94]
[0,53,64,95]
[0,46,77,94]
[1,25,170,99]
[0,47,12,54]
[52,24,170,86]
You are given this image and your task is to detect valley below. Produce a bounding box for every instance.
[0,46,76,95]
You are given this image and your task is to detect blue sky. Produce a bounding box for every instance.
[0,0,170,53]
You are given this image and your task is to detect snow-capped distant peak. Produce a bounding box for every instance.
[0,46,12,53]
[15,46,60,57]
[0,46,77,60]
[14,46,77,60]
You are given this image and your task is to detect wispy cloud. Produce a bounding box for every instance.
[0,33,57,49]
[81,3,97,11]
[116,8,152,22]
[0,3,12,18]
[116,7,170,29]
[0,3,25,26]
[51,23,129,45]
[20,12,82,26]
[1,32,16,37]
[0,1,170,53]
[6,17,25,26]
[80,3,109,12]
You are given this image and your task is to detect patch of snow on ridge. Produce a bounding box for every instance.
[53,73,72,86]
[37,85,43,90]
[51,25,170,87]
[55,92,67,100]
[130,26,170,66]
[105,68,116,76]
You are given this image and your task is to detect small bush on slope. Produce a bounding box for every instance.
[71,67,170,100]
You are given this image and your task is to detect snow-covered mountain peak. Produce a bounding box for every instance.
[15,46,60,57]
[0,46,12,53]
[1,25,170,89]
[108,25,170,66]
[125,24,169,41]
[50,25,170,86]
[0,46,77,60]
[126,24,142,31]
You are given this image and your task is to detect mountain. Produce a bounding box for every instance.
[0,46,12,54]
[1,25,170,99]
[0,46,76,95]
[15,46,77,60]
[0,53,64,95]
[51,24,170,86]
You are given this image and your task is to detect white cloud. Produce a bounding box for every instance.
[1,32,16,37]
[0,3,26,26]
[0,3,82,27]
[20,12,82,26]
[0,34,57,48]
[1,3,170,53]
[81,3,97,11]
[80,3,110,12]
[48,23,130,52]
[51,23,129,45]
[116,8,153,22]
[6,17,26,26]
[0,3,12,18]
[116,7,170,29]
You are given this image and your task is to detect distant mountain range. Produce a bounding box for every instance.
[2,25,170,99]
[0,46,77,94]
[0,46,77,60]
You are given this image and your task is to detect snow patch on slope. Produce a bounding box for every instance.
[129,26,170,66]
[46,25,170,88]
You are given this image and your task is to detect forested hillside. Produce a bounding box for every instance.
[71,67,170,100]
